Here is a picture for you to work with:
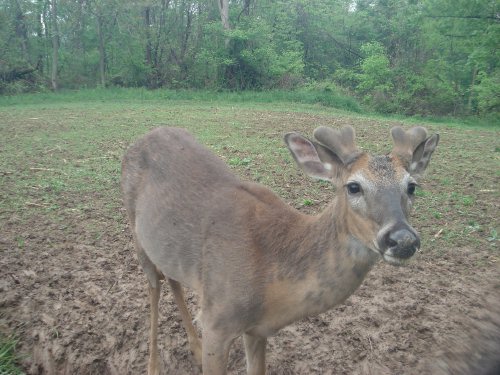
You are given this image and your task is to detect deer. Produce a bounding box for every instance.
[121,124,439,375]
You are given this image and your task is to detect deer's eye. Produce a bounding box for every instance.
[408,183,417,195]
[347,182,361,195]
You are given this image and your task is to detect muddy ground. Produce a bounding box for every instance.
[1,105,499,374]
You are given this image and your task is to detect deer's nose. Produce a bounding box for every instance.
[385,228,420,259]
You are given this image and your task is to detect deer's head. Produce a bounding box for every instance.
[285,126,439,266]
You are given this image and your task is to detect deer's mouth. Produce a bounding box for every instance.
[382,252,412,266]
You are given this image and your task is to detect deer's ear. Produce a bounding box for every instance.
[284,133,335,181]
[409,133,439,176]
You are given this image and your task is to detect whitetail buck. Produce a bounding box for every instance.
[121,125,439,375]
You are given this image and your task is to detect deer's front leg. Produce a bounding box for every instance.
[201,328,234,375]
[243,333,267,375]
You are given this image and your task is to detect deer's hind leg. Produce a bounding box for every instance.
[147,279,161,375]
[168,278,203,366]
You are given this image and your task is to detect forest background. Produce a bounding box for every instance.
[1,0,499,118]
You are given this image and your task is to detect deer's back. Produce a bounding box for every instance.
[121,127,240,288]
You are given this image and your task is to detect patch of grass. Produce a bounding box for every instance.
[302,198,314,206]
[449,192,475,207]
[461,195,474,207]
[373,110,500,129]
[0,87,362,113]
[0,335,24,375]
[431,210,442,219]
[228,157,253,166]
[440,177,452,186]
[0,89,498,375]
[0,90,498,260]
[415,189,430,198]
[487,229,498,243]
[15,236,25,249]
[465,221,482,234]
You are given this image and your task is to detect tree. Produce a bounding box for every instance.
[355,42,394,112]
[0,0,497,118]
[94,1,107,87]
[49,0,59,91]
[421,0,500,115]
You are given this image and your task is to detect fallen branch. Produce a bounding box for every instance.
[434,228,444,238]
[25,201,46,207]
[9,273,20,284]
[30,167,55,172]
[76,156,114,163]
[29,167,67,175]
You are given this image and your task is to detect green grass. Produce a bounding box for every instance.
[0,89,498,367]
[4,87,499,132]
[0,335,24,375]
[302,198,314,206]
[367,107,500,129]
[2,88,498,128]
[0,90,497,240]
[0,87,362,113]
[228,157,253,166]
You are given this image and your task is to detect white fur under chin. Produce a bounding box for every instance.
[382,253,411,266]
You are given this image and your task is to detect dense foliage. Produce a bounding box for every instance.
[1,0,499,116]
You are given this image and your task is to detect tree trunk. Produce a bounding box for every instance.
[237,0,251,21]
[217,0,230,47]
[13,0,29,61]
[180,1,192,62]
[178,1,193,81]
[36,0,45,74]
[96,15,106,87]
[144,6,152,67]
[143,5,155,87]
[243,0,251,16]
[467,65,478,114]
[50,0,59,91]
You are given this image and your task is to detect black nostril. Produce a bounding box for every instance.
[386,229,420,259]
[389,229,418,246]
[386,227,419,247]
[384,231,398,248]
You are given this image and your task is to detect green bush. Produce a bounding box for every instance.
[476,71,500,115]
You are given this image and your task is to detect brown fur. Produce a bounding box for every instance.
[121,126,438,374]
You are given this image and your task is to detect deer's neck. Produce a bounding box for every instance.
[258,198,379,335]
[288,197,380,279]
[312,198,379,277]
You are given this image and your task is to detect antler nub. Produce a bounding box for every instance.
[391,126,428,162]
[313,125,361,165]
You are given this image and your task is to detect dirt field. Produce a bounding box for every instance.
[1,102,499,374]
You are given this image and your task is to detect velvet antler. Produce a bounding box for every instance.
[313,125,362,165]
[390,126,429,163]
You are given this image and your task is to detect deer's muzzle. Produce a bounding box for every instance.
[378,223,420,265]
